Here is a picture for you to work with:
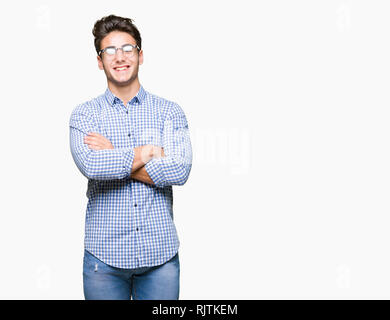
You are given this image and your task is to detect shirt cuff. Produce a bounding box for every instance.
[122,148,135,177]
[145,158,166,188]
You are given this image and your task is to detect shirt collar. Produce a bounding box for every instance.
[104,85,147,106]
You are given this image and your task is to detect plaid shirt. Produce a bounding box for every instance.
[69,85,192,268]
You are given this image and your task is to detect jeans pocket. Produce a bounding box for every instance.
[83,250,104,273]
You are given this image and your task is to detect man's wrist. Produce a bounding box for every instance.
[136,145,153,164]
[133,145,164,171]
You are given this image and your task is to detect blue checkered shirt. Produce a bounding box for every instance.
[69,85,192,268]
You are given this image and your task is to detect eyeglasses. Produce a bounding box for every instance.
[99,43,140,57]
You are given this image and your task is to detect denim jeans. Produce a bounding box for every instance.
[83,249,180,300]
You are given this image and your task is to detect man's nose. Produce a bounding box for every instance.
[114,48,125,60]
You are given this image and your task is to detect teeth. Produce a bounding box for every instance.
[115,66,128,71]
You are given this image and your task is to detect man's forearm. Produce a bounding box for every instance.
[130,166,155,185]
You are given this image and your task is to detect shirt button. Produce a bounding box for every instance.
[134,203,137,207]
[136,227,139,231]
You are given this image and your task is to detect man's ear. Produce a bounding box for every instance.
[97,55,104,70]
[138,49,144,66]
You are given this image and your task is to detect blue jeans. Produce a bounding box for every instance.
[83,249,180,300]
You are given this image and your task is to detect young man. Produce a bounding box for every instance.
[69,15,192,300]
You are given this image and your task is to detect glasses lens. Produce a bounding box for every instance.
[122,45,134,53]
[105,47,116,55]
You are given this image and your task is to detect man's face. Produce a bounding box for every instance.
[97,31,143,87]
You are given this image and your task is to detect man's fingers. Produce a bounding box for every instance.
[86,143,99,148]
[86,144,100,150]
[84,138,100,146]
[87,132,104,137]
[86,133,110,143]
[85,133,113,150]
[85,135,100,140]
[85,137,103,144]
[85,138,109,150]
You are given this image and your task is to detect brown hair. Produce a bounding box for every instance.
[92,14,142,56]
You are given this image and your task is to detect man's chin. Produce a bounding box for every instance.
[109,76,134,87]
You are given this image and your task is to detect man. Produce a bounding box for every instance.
[69,14,192,300]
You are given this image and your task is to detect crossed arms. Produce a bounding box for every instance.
[84,133,163,185]
[69,104,192,188]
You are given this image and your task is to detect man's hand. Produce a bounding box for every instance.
[148,145,165,158]
[84,132,114,150]
[131,144,165,172]
[130,146,166,185]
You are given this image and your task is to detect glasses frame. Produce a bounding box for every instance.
[98,43,140,57]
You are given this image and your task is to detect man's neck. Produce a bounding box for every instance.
[108,79,141,106]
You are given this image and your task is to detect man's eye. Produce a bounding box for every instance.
[122,45,133,52]
[105,48,116,55]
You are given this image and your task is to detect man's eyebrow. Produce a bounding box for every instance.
[106,43,132,47]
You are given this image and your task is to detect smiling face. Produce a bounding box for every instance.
[97,31,143,88]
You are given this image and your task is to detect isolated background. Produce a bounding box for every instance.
[0,0,389,299]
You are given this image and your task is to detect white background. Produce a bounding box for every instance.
[0,0,389,299]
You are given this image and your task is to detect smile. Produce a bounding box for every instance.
[113,65,130,71]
